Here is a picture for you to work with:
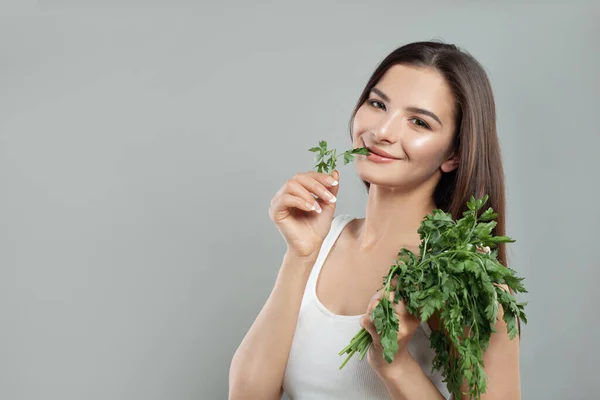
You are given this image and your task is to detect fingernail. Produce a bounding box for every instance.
[324,192,336,203]
[328,177,338,186]
[314,202,322,213]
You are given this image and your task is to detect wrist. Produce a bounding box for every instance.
[375,351,446,400]
[283,250,319,266]
[376,350,416,382]
[275,252,318,292]
[279,251,318,281]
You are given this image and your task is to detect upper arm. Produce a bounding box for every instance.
[428,284,522,400]
[470,283,521,400]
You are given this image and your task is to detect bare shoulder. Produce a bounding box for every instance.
[334,216,363,247]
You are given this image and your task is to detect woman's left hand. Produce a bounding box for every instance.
[360,284,422,376]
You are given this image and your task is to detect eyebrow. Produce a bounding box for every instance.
[370,87,443,127]
[371,87,391,103]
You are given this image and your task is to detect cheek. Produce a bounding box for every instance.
[351,105,373,139]
[403,134,450,164]
[351,116,362,141]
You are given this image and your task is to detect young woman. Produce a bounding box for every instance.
[229,41,521,399]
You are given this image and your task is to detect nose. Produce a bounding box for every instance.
[371,109,403,144]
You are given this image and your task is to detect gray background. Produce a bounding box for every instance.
[1,2,598,400]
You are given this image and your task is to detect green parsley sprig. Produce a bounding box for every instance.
[309,140,369,174]
[338,195,528,400]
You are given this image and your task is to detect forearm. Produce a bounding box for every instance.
[377,354,446,400]
[229,252,316,399]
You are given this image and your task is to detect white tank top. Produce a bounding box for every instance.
[282,214,452,399]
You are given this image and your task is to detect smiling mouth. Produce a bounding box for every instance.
[362,139,401,160]
[369,148,398,159]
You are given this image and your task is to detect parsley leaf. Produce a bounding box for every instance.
[309,140,369,175]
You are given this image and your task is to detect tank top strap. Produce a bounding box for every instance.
[303,214,355,302]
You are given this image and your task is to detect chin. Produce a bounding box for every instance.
[356,165,404,189]
[355,160,427,191]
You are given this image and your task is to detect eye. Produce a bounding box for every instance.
[409,117,431,130]
[367,99,386,111]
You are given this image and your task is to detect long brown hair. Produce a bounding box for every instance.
[350,41,509,268]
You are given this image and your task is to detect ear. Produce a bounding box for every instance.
[440,152,460,173]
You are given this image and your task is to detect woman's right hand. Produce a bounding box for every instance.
[269,170,340,259]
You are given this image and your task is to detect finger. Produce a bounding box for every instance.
[270,182,289,206]
[270,171,335,206]
[295,173,337,204]
[285,179,324,213]
[359,314,381,347]
[307,169,340,191]
[476,245,491,254]
[373,290,411,321]
[386,292,415,318]
[391,295,409,316]
[328,170,340,198]
[388,291,401,308]
[270,173,334,210]
[366,290,385,314]
[269,193,318,218]
[270,179,322,213]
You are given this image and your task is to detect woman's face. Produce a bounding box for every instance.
[352,64,459,190]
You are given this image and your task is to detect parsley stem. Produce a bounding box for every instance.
[339,350,355,369]
[338,329,372,369]
[421,235,430,260]
[464,210,478,247]
[339,329,369,355]
[414,249,468,270]
[385,265,399,291]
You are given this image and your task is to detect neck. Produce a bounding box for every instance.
[357,182,438,253]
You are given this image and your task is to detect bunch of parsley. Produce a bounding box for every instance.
[337,196,528,400]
